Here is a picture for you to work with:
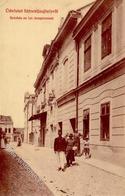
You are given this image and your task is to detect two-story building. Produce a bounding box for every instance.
[73,0,125,159]
[25,0,125,164]
[29,3,94,148]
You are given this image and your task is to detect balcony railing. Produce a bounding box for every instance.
[48,90,55,101]
[48,90,55,106]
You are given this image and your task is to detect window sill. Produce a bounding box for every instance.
[100,139,110,142]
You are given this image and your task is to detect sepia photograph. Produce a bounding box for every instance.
[0,0,125,195]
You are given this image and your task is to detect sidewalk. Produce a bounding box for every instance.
[7,142,125,196]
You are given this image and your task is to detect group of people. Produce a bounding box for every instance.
[54,129,90,172]
[0,132,9,149]
[0,133,22,149]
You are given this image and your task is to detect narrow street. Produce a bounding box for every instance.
[8,143,125,196]
[0,149,53,196]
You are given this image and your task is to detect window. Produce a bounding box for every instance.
[84,35,91,72]
[101,13,112,59]
[52,71,54,80]
[8,128,11,133]
[13,128,16,133]
[0,127,2,133]
[83,109,90,139]
[58,122,62,132]
[5,128,7,133]
[43,84,46,101]
[50,124,54,132]
[70,118,76,132]
[63,58,68,92]
[100,102,110,141]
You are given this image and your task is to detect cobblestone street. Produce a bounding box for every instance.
[0,149,53,196]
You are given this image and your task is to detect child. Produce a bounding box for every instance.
[83,138,91,158]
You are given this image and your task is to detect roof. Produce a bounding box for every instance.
[34,2,96,90]
[0,115,13,124]
[13,128,24,134]
[76,1,96,12]
[34,10,81,89]
[73,0,113,40]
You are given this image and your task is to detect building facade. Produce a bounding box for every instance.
[0,115,13,141]
[13,128,24,142]
[30,3,94,148]
[24,92,40,144]
[73,0,125,158]
[27,0,125,163]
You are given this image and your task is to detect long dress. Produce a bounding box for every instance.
[0,138,5,149]
[66,138,75,166]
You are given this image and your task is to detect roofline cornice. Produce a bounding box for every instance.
[34,11,81,89]
[73,0,113,40]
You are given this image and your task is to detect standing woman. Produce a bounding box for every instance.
[66,133,75,167]
[0,133,6,149]
[17,137,22,147]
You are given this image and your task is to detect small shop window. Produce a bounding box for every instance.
[83,109,90,139]
[100,102,110,141]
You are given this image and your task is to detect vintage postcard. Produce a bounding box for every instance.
[0,0,125,195]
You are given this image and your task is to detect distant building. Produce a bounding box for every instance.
[24,92,40,144]
[13,127,24,142]
[0,115,13,141]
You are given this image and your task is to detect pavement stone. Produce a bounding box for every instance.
[8,142,125,196]
[0,149,53,196]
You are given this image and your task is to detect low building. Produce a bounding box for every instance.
[0,115,13,141]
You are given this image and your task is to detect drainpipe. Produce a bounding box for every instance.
[31,100,33,132]
[27,104,29,143]
[75,40,79,130]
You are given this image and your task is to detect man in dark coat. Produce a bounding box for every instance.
[54,130,67,171]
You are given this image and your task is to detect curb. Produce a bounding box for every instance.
[77,156,125,179]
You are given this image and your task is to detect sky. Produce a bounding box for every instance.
[0,0,94,127]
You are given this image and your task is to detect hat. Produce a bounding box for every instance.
[69,133,73,138]
[75,128,78,133]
